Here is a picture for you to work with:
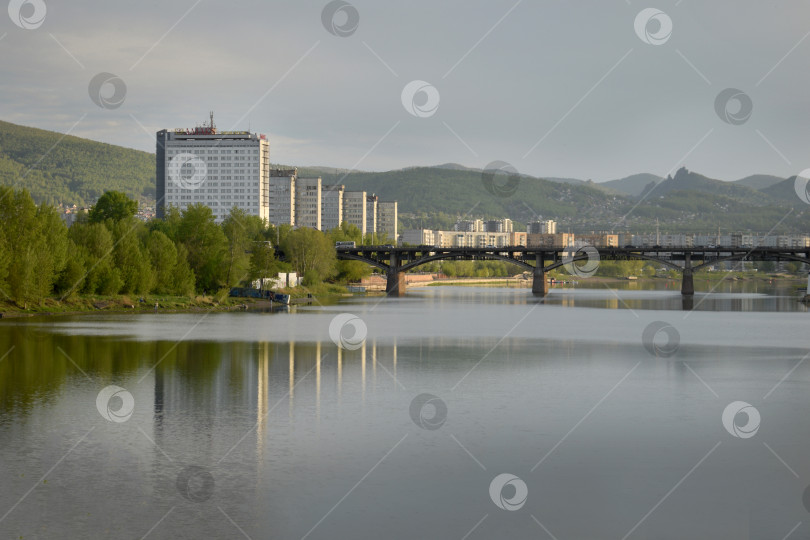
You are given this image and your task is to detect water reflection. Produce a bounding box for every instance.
[0,325,400,424]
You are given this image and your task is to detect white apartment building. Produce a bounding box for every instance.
[321,184,344,231]
[377,201,397,241]
[344,191,367,236]
[296,177,322,230]
[157,118,269,223]
[268,169,297,226]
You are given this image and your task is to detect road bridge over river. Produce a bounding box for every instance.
[336,245,810,297]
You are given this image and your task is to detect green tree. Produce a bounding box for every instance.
[172,244,196,296]
[222,207,257,287]
[249,242,279,285]
[282,227,336,284]
[176,204,228,292]
[89,190,138,223]
[0,188,68,305]
[68,221,117,294]
[111,218,153,294]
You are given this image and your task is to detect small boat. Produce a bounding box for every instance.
[272,293,291,305]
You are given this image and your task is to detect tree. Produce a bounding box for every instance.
[147,230,179,294]
[221,207,256,287]
[175,204,228,292]
[89,190,138,223]
[111,218,153,294]
[249,242,279,286]
[0,188,68,305]
[68,221,118,294]
[281,227,336,284]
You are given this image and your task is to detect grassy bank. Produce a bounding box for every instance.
[0,283,358,318]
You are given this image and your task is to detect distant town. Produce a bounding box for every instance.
[54,114,810,254]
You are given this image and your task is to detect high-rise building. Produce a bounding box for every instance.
[343,191,367,236]
[295,177,322,230]
[321,184,344,231]
[366,194,378,236]
[455,219,484,232]
[486,219,513,233]
[527,220,557,234]
[377,201,397,241]
[267,168,297,226]
[156,114,269,223]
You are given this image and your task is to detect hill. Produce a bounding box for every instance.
[734,174,785,191]
[601,173,663,197]
[1,119,808,233]
[0,120,154,206]
[638,168,770,206]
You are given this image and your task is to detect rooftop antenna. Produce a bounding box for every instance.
[209,111,215,131]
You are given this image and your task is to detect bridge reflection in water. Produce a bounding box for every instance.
[337,245,810,297]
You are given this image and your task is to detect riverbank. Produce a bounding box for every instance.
[0,283,354,318]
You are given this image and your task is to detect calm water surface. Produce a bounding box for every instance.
[1,284,810,539]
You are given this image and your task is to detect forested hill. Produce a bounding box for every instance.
[0,120,154,206]
[2,119,809,233]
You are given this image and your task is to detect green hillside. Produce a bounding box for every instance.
[1,119,808,233]
[0,120,154,206]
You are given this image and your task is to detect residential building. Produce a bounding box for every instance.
[510,232,527,246]
[527,220,557,234]
[377,201,397,241]
[366,194,378,236]
[527,233,575,248]
[486,219,513,233]
[156,115,270,223]
[401,229,434,246]
[455,219,484,232]
[295,177,322,230]
[268,168,297,226]
[321,184,344,231]
[577,233,619,247]
[343,191,367,236]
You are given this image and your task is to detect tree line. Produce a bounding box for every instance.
[0,188,378,307]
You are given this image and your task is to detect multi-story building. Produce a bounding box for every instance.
[321,184,344,231]
[486,219,513,233]
[295,177,322,230]
[343,191,367,236]
[510,232,527,246]
[577,233,619,247]
[156,116,269,223]
[527,220,557,234]
[527,233,575,248]
[268,168,297,226]
[455,219,484,232]
[377,201,397,241]
[366,194,378,236]
[401,229,434,246]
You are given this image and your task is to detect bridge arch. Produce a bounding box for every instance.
[398,252,534,273]
[336,252,390,272]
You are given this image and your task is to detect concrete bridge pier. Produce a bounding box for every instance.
[386,253,406,297]
[532,254,548,296]
[681,254,694,296]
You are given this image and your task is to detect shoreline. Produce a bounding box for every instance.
[2,274,802,318]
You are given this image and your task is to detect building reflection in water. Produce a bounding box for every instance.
[148,339,399,474]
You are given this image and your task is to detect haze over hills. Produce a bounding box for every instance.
[1,119,808,233]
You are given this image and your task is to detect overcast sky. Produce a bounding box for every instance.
[1,0,809,181]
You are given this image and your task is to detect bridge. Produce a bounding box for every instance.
[336,245,810,297]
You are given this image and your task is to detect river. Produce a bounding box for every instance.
[1,283,809,539]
